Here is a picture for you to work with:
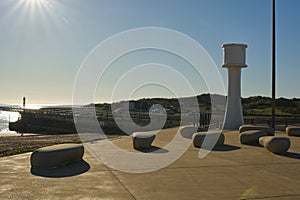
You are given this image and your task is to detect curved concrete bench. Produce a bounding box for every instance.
[132,132,156,150]
[239,130,268,144]
[259,136,290,154]
[192,132,225,148]
[239,125,274,136]
[286,127,300,136]
[31,143,84,169]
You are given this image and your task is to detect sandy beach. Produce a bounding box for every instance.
[0,132,123,157]
[0,133,81,157]
[0,132,38,137]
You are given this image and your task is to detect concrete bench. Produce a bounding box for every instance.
[239,125,274,136]
[259,136,290,154]
[132,132,156,150]
[31,143,84,169]
[192,132,225,148]
[179,126,198,139]
[239,130,268,144]
[286,127,300,136]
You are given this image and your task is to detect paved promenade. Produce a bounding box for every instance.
[1,128,300,199]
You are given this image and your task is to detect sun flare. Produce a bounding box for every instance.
[11,0,69,27]
[24,0,43,3]
[21,0,43,5]
[18,0,44,11]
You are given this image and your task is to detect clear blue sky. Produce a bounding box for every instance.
[0,0,299,104]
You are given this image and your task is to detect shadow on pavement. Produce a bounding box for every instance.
[211,144,241,151]
[138,145,169,154]
[280,152,300,160]
[199,144,241,152]
[31,159,90,178]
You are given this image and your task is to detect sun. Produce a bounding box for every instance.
[9,0,69,28]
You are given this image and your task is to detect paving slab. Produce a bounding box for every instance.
[113,165,300,199]
[1,127,300,199]
[0,152,134,199]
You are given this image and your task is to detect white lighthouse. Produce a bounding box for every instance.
[222,43,248,130]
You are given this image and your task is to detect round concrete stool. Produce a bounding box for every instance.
[239,125,274,136]
[259,136,290,154]
[132,132,156,150]
[31,143,84,169]
[286,127,300,136]
[239,130,268,144]
[192,132,225,148]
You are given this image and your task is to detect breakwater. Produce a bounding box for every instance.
[8,107,212,134]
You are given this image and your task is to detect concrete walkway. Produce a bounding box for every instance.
[1,128,300,199]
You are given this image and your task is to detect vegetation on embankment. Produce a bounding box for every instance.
[242,96,300,117]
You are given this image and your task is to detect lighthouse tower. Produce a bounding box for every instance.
[222,43,248,130]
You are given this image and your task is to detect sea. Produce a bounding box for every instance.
[0,104,79,133]
[0,110,20,133]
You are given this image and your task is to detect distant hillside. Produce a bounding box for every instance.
[92,94,300,117]
[242,96,300,117]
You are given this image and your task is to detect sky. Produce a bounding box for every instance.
[0,0,300,105]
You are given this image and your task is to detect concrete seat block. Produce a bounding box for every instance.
[31,143,84,169]
[239,130,268,144]
[239,125,274,136]
[192,132,225,148]
[259,136,290,154]
[132,132,156,150]
[179,126,197,139]
[286,127,300,136]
